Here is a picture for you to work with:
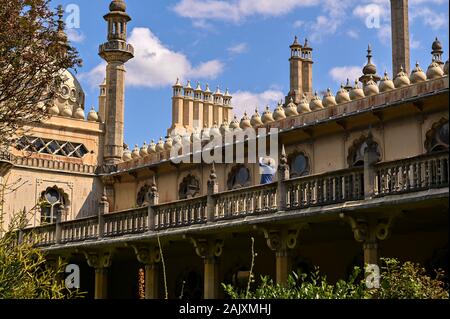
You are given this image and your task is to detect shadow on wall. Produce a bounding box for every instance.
[76,179,102,219]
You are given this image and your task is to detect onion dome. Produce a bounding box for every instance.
[214,86,223,96]
[426,60,444,79]
[285,97,299,117]
[336,85,351,104]
[349,80,365,100]
[410,62,427,83]
[322,88,337,107]
[194,81,202,92]
[131,145,140,159]
[185,80,192,90]
[229,116,241,130]
[379,71,395,92]
[273,102,286,120]
[204,83,212,94]
[61,104,73,117]
[122,146,132,162]
[109,0,126,12]
[74,106,85,119]
[261,105,274,124]
[343,78,353,92]
[147,139,156,154]
[444,60,449,75]
[297,94,311,113]
[87,107,99,122]
[164,136,173,151]
[394,66,411,88]
[309,91,324,110]
[172,134,182,147]
[432,37,443,53]
[363,76,380,96]
[210,122,221,136]
[140,142,148,157]
[220,120,230,135]
[48,104,60,116]
[362,45,377,76]
[240,112,252,129]
[155,138,165,152]
[251,109,263,127]
[224,88,231,97]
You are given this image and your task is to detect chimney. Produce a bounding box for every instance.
[390,0,411,77]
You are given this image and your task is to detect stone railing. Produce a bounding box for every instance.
[13,156,97,175]
[21,152,449,247]
[374,151,448,197]
[213,183,277,220]
[153,196,208,230]
[285,167,364,210]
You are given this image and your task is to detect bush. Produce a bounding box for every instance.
[223,258,448,300]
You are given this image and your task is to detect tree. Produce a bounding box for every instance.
[0,210,84,298]
[0,0,81,152]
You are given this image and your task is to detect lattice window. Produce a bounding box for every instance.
[16,136,89,158]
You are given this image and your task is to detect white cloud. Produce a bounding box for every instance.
[78,62,106,88]
[227,43,249,54]
[329,66,362,84]
[66,28,85,43]
[80,28,224,88]
[410,6,448,30]
[173,0,319,23]
[293,20,305,28]
[347,30,359,39]
[231,89,285,118]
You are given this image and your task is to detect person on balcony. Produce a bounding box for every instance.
[259,157,277,184]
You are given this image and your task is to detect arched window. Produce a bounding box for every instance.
[40,187,66,224]
[136,184,150,207]
[227,165,251,190]
[289,152,310,178]
[179,174,200,200]
[425,119,449,153]
[347,135,381,168]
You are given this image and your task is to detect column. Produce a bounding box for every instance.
[277,145,290,211]
[188,237,224,299]
[133,245,161,299]
[364,132,379,199]
[84,251,113,299]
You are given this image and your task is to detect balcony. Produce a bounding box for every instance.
[21,151,448,247]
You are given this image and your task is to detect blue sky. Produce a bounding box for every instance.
[54,0,449,148]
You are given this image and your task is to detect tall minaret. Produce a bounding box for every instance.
[99,0,134,165]
[390,0,410,77]
[287,36,303,104]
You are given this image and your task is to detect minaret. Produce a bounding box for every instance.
[301,38,313,98]
[98,78,107,122]
[390,0,410,77]
[287,36,303,104]
[99,0,134,165]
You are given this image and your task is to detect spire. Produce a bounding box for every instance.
[360,44,380,84]
[56,5,67,43]
[431,37,443,64]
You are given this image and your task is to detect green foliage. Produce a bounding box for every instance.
[223,258,449,300]
[0,211,84,299]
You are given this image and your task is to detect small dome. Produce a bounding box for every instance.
[87,107,99,122]
[410,62,427,83]
[172,134,182,146]
[379,71,395,92]
[147,140,156,154]
[297,94,311,113]
[185,80,192,90]
[426,60,444,80]
[74,106,85,119]
[122,147,132,162]
[273,102,286,120]
[336,85,351,104]
[251,109,263,127]
[61,104,73,117]
[229,116,240,130]
[204,84,212,93]
[322,88,337,107]
[224,88,231,97]
[194,81,202,92]
[220,120,230,135]
[285,98,299,117]
[214,86,223,96]
[131,145,140,159]
[164,137,173,151]
[444,60,449,75]
[173,78,182,88]
[240,112,252,129]
[309,91,324,110]
[210,122,221,136]
[109,0,126,12]
[350,81,365,100]
[261,105,274,124]
[140,142,148,157]
[432,37,443,51]
[48,104,60,116]
[363,76,380,96]
[394,66,411,88]
[362,45,377,75]
[155,138,165,152]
